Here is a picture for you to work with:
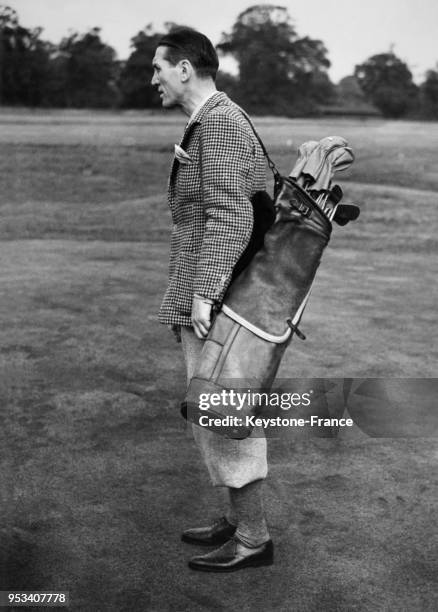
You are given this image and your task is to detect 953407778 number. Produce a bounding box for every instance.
[0,592,69,607]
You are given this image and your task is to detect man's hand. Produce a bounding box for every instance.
[191,296,213,339]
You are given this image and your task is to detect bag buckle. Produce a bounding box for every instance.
[293,200,311,217]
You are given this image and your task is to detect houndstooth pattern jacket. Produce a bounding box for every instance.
[158,91,267,327]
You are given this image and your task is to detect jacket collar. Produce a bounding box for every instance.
[188,91,230,126]
[186,90,219,126]
[179,91,230,146]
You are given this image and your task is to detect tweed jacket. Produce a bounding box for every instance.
[158,91,267,326]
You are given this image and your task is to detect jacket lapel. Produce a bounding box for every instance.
[168,92,230,187]
[168,121,195,185]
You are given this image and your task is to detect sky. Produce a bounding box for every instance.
[8,0,438,83]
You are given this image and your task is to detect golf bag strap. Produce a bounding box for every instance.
[286,287,312,341]
[236,106,282,185]
[221,305,292,343]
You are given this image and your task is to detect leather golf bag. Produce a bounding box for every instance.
[183,179,332,439]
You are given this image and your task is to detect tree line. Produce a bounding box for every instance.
[1,4,437,119]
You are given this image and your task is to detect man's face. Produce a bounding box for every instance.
[151,46,184,108]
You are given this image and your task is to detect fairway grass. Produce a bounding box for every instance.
[0,112,437,610]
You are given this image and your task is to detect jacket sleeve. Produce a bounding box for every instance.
[193,112,255,302]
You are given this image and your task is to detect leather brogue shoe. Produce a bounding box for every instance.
[181,516,236,546]
[188,536,274,572]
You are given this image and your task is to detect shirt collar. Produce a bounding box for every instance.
[187,91,218,126]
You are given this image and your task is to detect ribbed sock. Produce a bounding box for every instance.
[225,510,238,527]
[228,479,270,547]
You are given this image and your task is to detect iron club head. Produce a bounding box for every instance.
[333,203,361,225]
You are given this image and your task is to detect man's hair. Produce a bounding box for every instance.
[158,27,219,81]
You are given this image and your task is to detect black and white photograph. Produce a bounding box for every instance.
[0,0,437,610]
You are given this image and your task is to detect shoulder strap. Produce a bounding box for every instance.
[235,106,282,185]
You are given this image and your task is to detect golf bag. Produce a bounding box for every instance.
[183,178,332,439]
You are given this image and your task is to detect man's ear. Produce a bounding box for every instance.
[180,59,192,82]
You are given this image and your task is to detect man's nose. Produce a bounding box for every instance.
[151,72,159,86]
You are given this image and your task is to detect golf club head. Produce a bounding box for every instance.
[299,140,320,156]
[318,136,348,151]
[330,184,343,204]
[289,140,319,179]
[296,140,350,190]
[333,203,361,225]
[315,148,354,190]
[331,147,355,173]
[292,136,355,194]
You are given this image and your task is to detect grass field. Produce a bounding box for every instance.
[0,110,437,611]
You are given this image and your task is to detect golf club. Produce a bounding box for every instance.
[322,183,343,214]
[333,203,361,226]
[311,146,354,191]
[328,203,339,221]
[290,141,319,186]
[331,184,343,203]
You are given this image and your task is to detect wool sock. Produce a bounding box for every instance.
[225,509,238,527]
[218,487,237,526]
[228,479,270,548]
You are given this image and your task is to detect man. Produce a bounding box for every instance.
[152,27,273,571]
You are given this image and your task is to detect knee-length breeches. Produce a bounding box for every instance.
[180,326,267,488]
